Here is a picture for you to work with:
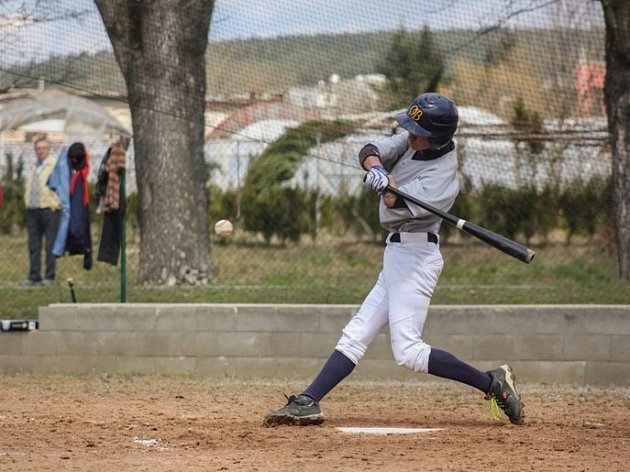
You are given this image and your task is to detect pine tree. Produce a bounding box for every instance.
[377,26,444,109]
[414,25,444,94]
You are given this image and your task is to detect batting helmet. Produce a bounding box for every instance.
[395,93,458,148]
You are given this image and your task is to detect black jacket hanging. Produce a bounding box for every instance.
[66,142,92,270]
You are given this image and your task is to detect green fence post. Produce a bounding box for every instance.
[120,171,127,303]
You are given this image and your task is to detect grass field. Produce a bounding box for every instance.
[2,231,629,319]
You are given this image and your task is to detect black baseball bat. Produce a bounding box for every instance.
[385,186,535,264]
[67,278,77,303]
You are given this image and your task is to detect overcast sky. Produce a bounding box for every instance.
[211,0,603,40]
[0,0,604,66]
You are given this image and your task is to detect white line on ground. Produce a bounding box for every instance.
[337,427,443,435]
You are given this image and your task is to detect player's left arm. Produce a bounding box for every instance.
[358,132,409,171]
[360,133,410,193]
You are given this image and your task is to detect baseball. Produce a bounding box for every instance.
[214,219,233,238]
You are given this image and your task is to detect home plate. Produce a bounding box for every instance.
[337,427,442,435]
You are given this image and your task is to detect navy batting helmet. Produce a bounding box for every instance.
[395,93,458,147]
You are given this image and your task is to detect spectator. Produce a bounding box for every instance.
[21,137,60,286]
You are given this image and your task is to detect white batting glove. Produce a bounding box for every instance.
[363,166,389,194]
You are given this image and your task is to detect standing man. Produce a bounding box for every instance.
[21,137,60,286]
[264,93,524,427]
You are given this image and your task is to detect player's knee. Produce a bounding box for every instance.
[335,333,367,366]
[392,340,431,373]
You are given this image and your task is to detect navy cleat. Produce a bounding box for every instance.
[263,394,325,427]
[485,364,525,425]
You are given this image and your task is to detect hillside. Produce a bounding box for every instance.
[1,28,603,98]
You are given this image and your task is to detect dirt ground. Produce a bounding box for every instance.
[0,374,628,471]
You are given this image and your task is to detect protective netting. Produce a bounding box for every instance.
[0,1,617,314]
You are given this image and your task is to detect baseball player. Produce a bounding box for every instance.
[264,93,524,427]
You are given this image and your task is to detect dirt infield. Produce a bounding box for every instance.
[0,374,628,471]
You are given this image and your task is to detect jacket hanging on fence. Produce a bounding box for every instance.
[97,143,126,266]
[48,147,70,257]
[48,143,92,270]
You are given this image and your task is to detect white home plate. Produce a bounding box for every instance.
[337,427,442,435]
[133,437,169,450]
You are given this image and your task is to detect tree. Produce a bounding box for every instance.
[376,28,412,108]
[242,120,355,243]
[600,0,630,279]
[94,1,215,285]
[451,45,547,118]
[511,95,544,157]
[484,28,516,67]
[377,26,444,109]
[416,26,445,94]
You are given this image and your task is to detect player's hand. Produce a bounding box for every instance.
[383,178,398,208]
[363,166,389,194]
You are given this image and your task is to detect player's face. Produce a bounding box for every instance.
[408,133,430,151]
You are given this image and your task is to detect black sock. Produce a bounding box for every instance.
[428,348,492,393]
[302,350,356,402]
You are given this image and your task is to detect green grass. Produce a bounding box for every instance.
[2,233,629,319]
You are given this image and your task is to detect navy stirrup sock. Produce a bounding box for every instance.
[302,350,356,402]
[428,348,492,393]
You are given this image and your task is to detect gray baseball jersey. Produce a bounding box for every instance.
[361,130,459,234]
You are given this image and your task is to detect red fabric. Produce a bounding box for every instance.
[70,151,90,206]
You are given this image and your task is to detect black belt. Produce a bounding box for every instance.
[390,232,438,244]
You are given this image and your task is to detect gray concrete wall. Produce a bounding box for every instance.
[0,304,628,384]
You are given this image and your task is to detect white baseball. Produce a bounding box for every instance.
[214,219,233,237]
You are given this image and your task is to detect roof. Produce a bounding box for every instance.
[0,90,128,134]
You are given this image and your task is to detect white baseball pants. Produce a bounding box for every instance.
[335,232,443,373]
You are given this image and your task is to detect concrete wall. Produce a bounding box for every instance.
[0,304,628,384]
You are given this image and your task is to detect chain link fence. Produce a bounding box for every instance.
[1,1,622,315]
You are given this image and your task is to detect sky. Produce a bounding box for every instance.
[0,0,605,66]
[211,0,603,40]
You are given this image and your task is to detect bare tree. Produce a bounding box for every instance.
[600,0,630,279]
[452,0,627,279]
[94,1,215,285]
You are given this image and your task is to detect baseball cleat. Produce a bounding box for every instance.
[263,394,325,427]
[485,364,524,425]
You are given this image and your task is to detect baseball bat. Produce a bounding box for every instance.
[67,278,77,303]
[385,186,535,264]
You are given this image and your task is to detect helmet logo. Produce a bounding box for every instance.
[409,105,423,122]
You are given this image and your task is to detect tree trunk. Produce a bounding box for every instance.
[95,0,214,285]
[601,0,630,279]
